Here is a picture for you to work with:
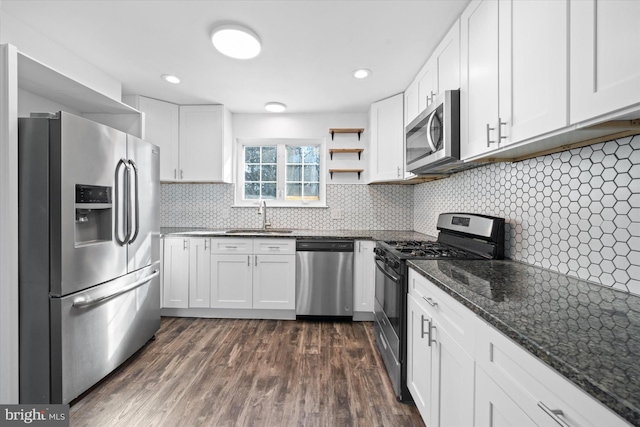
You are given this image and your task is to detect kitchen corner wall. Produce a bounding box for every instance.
[161,183,413,231]
[414,135,640,296]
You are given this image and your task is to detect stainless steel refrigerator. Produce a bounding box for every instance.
[18,111,161,404]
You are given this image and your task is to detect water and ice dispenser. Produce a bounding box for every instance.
[75,184,112,246]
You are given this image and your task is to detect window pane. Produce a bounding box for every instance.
[262,146,277,163]
[261,165,277,181]
[245,147,260,163]
[286,183,302,199]
[245,164,260,181]
[261,183,277,199]
[287,165,302,181]
[303,146,319,163]
[244,183,260,199]
[286,146,302,163]
[303,183,319,199]
[303,165,319,181]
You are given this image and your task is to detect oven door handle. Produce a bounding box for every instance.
[375,259,401,283]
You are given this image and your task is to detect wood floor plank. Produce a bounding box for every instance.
[70,317,425,427]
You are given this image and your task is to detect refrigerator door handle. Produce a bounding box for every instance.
[72,269,160,309]
[127,159,140,244]
[114,158,129,246]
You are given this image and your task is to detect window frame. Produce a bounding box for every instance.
[234,138,327,207]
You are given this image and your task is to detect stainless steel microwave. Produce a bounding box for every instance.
[405,89,463,175]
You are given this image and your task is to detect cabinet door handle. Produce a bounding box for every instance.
[180,169,184,179]
[486,123,496,147]
[397,166,401,177]
[225,245,238,249]
[537,402,570,427]
[267,246,280,250]
[204,240,208,250]
[498,118,507,143]
[423,296,438,307]
[255,255,258,266]
[428,319,436,347]
[247,255,250,266]
[420,315,429,338]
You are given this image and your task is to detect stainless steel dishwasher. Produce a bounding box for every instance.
[295,240,354,318]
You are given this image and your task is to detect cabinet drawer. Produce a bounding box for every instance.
[253,238,295,255]
[210,238,253,254]
[408,268,477,355]
[476,320,630,427]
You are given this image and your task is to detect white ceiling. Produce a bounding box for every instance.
[1,0,470,114]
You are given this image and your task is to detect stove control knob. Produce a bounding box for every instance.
[373,247,382,256]
[388,259,400,269]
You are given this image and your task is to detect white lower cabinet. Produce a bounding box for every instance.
[188,238,211,308]
[353,240,376,316]
[475,319,630,427]
[162,237,190,308]
[253,254,295,310]
[210,238,295,310]
[210,254,253,309]
[407,267,631,427]
[475,368,537,427]
[407,270,475,427]
[162,237,295,313]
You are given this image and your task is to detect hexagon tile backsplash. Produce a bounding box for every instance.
[414,135,639,295]
[160,183,414,232]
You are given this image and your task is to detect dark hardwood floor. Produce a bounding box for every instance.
[70,317,425,427]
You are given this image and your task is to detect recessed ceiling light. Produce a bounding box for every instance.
[353,68,371,79]
[161,74,181,84]
[265,102,286,113]
[211,24,261,59]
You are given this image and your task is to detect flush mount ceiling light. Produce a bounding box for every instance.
[265,102,286,113]
[161,74,181,84]
[353,68,372,79]
[211,24,261,59]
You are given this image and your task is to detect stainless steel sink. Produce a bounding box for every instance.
[225,229,293,234]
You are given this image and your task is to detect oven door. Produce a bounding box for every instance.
[374,257,403,345]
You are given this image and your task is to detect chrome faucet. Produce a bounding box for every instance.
[258,200,271,230]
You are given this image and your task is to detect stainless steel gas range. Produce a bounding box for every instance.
[373,213,505,402]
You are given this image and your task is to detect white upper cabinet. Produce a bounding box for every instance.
[460,0,499,160]
[134,97,233,183]
[369,93,407,182]
[570,0,640,123]
[405,20,460,125]
[179,105,233,183]
[460,0,568,160]
[405,79,420,125]
[138,96,179,181]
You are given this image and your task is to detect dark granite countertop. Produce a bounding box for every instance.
[161,227,434,242]
[407,259,640,426]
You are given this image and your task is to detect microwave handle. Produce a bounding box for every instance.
[426,112,438,153]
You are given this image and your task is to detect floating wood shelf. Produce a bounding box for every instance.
[329,168,364,180]
[329,148,364,160]
[329,128,365,141]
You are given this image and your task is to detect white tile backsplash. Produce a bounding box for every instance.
[161,184,414,231]
[414,135,640,295]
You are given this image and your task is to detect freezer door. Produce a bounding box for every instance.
[54,112,128,296]
[126,135,160,272]
[49,262,161,404]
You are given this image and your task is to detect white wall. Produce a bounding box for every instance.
[0,42,19,404]
[0,9,122,102]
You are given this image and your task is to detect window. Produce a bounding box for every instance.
[236,139,326,207]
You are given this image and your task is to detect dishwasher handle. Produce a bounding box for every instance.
[296,240,354,252]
